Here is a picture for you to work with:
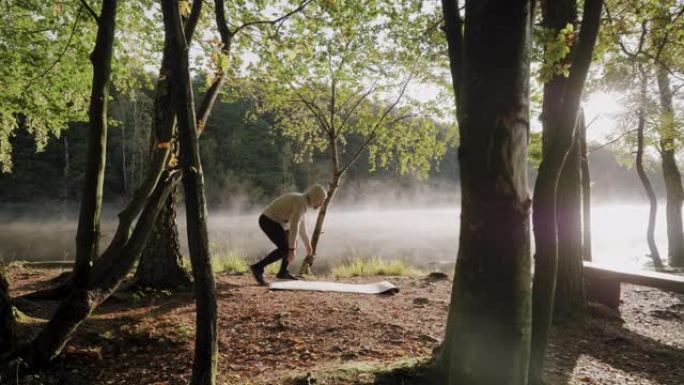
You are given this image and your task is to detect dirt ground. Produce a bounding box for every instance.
[4,266,684,385]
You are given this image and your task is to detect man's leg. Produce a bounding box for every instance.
[251,215,289,284]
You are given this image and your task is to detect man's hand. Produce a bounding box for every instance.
[306,243,314,257]
[287,249,296,263]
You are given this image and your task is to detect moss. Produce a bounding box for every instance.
[288,357,443,385]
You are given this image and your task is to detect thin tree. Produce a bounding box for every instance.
[654,60,684,267]
[251,1,449,274]
[579,109,592,261]
[162,0,217,382]
[529,0,603,384]
[555,110,587,319]
[440,0,533,384]
[636,63,663,269]
[136,0,314,289]
[72,0,118,288]
[602,0,684,268]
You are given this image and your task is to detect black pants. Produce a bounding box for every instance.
[253,214,290,274]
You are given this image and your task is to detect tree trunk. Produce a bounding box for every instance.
[0,272,15,354]
[529,1,603,384]
[14,171,181,366]
[579,110,592,261]
[554,114,586,320]
[10,54,181,362]
[298,130,342,275]
[121,117,129,198]
[436,0,463,368]
[135,0,229,290]
[636,89,663,268]
[656,66,684,267]
[134,187,192,289]
[22,1,179,303]
[298,174,341,275]
[441,0,463,115]
[73,0,118,288]
[440,1,533,384]
[24,0,212,301]
[163,1,217,384]
[63,135,70,201]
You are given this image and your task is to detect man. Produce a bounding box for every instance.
[250,184,327,285]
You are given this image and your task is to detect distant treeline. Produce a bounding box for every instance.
[0,83,461,208]
[0,83,666,207]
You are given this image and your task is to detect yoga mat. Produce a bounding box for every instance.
[269,280,399,294]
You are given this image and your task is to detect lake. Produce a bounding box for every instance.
[0,203,672,271]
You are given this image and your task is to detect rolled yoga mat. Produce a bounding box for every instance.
[268,280,399,294]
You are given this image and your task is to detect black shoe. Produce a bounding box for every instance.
[276,271,299,280]
[250,265,266,286]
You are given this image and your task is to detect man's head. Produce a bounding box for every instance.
[305,184,327,209]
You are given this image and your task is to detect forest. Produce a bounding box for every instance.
[1,0,684,384]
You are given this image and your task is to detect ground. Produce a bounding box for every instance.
[4,266,684,385]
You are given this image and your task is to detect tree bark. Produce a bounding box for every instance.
[63,135,70,201]
[163,1,218,384]
[136,0,229,290]
[554,113,586,319]
[298,132,342,275]
[0,272,15,354]
[121,115,129,198]
[0,171,180,366]
[440,1,533,384]
[441,0,463,115]
[529,1,603,384]
[579,110,592,261]
[298,174,341,275]
[134,187,192,289]
[73,0,118,288]
[656,66,684,267]
[636,105,663,269]
[14,170,181,366]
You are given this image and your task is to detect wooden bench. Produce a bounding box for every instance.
[583,261,684,311]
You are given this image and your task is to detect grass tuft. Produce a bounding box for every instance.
[331,257,424,278]
[212,250,249,274]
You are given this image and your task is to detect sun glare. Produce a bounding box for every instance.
[583,91,628,142]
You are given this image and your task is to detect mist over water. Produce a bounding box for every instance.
[0,202,672,271]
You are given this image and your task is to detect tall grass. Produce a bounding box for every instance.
[331,257,424,278]
[209,247,423,278]
[210,249,281,275]
[211,250,249,273]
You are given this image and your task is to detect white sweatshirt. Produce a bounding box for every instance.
[262,192,311,249]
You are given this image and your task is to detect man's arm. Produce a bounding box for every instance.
[298,213,313,255]
[287,206,307,262]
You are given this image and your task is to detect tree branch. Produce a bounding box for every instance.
[328,49,337,137]
[25,6,84,88]
[339,132,376,176]
[184,0,203,42]
[213,0,234,51]
[441,0,463,112]
[564,0,603,110]
[339,77,412,175]
[337,84,377,134]
[588,129,637,152]
[79,0,99,22]
[294,90,332,135]
[232,0,313,35]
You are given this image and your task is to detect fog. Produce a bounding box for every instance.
[0,200,673,271]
